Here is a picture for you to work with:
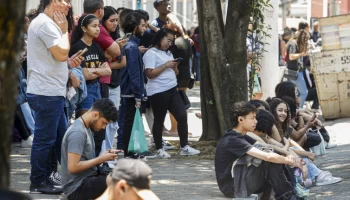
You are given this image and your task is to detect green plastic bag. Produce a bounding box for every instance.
[128,108,148,153]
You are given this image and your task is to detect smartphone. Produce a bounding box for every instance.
[122,33,132,40]
[176,57,183,63]
[311,112,317,121]
[78,48,88,57]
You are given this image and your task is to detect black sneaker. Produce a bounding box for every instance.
[140,151,157,159]
[99,163,113,175]
[30,180,63,194]
[126,153,148,161]
[48,171,62,188]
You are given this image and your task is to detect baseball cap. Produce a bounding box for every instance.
[111,159,159,200]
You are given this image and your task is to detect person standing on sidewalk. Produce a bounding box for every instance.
[120,12,147,157]
[83,0,121,158]
[27,0,83,194]
[143,28,200,158]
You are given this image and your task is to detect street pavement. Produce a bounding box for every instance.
[9,85,350,199]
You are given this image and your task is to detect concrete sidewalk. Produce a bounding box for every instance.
[9,86,350,199]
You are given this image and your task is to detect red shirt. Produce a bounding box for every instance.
[95,24,114,84]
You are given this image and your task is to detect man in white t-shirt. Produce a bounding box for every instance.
[27,0,82,194]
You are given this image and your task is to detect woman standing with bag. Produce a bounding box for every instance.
[143,28,200,158]
[285,29,309,108]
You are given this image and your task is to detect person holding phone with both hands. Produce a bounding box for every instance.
[143,28,200,158]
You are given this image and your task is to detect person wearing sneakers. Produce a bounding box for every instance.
[215,101,301,199]
[61,99,119,200]
[143,28,200,158]
[97,159,160,200]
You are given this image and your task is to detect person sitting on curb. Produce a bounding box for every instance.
[215,101,302,199]
[97,159,160,200]
[247,109,342,187]
[61,99,119,200]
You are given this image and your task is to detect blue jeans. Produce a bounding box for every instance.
[27,94,67,184]
[76,82,101,113]
[291,71,308,108]
[302,158,321,181]
[20,102,35,135]
[116,98,125,149]
[195,52,200,81]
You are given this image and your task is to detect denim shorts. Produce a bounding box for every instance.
[76,82,101,112]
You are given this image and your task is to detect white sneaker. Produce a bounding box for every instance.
[325,142,337,149]
[316,172,342,186]
[162,139,176,150]
[21,135,33,148]
[179,145,200,156]
[156,148,171,159]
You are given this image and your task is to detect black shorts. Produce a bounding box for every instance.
[67,174,108,200]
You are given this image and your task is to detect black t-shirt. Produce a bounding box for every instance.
[170,37,192,80]
[286,40,303,71]
[69,40,106,84]
[139,32,155,48]
[215,130,256,197]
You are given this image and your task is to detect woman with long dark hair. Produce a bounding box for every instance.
[143,28,200,158]
[70,14,111,118]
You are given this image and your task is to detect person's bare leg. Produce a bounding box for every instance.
[296,134,307,147]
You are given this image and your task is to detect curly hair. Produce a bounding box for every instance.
[230,101,257,127]
[249,100,271,111]
[91,98,118,122]
[275,81,297,103]
[256,110,275,136]
[266,97,290,138]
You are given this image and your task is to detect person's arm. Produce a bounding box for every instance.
[110,56,126,70]
[95,27,121,58]
[290,118,314,141]
[296,114,305,130]
[40,12,70,62]
[90,62,112,76]
[125,46,142,102]
[172,65,179,75]
[246,147,295,166]
[288,42,307,61]
[82,68,99,80]
[68,150,117,174]
[145,60,178,79]
[143,51,178,79]
[271,125,282,143]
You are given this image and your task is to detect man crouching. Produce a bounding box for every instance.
[61,98,118,200]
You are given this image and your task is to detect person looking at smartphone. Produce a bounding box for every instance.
[143,28,200,158]
[119,12,148,158]
[70,14,111,119]
[61,99,118,200]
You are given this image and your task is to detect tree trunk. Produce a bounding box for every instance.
[0,0,27,187]
[197,0,252,140]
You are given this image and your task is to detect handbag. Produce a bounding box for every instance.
[284,69,298,80]
[188,78,195,89]
[178,90,191,110]
[128,108,148,153]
